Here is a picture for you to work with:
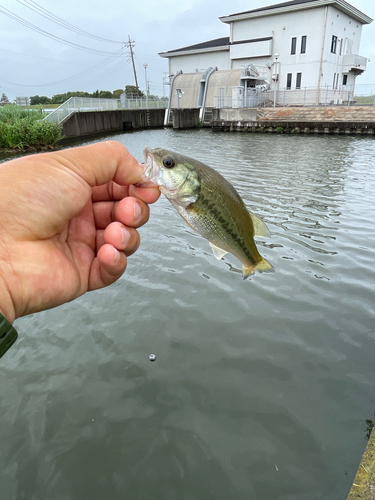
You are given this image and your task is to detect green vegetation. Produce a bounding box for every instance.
[30,88,127,105]
[353,95,375,105]
[1,93,10,104]
[124,85,145,98]
[0,105,62,151]
[276,126,284,133]
[29,86,163,106]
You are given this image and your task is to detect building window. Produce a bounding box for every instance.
[301,36,307,53]
[332,73,339,89]
[291,37,297,55]
[286,73,292,89]
[331,35,338,53]
[296,73,302,89]
[343,74,348,86]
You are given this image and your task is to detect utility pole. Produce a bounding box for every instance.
[126,35,139,94]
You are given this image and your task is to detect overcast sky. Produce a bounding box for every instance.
[0,0,374,102]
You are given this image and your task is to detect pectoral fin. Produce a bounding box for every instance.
[250,213,271,238]
[209,242,228,260]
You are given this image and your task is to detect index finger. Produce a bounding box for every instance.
[53,141,145,187]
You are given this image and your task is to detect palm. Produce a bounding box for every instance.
[0,142,160,322]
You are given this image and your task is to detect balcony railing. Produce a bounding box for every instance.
[342,54,367,72]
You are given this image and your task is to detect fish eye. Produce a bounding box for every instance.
[162,156,175,169]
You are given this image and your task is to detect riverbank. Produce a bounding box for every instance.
[347,427,375,499]
[0,105,62,151]
[211,106,375,135]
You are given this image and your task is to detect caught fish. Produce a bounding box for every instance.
[142,148,274,279]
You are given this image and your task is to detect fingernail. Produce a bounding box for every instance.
[114,249,121,262]
[134,203,142,222]
[121,227,130,246]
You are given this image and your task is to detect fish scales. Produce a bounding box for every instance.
[141,147,274,278]
[185,167,261,267]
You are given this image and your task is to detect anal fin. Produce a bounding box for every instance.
[209,242,228,260]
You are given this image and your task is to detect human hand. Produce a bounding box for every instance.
[0,141,160,323]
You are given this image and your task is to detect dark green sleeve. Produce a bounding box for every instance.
[0,313,18,358]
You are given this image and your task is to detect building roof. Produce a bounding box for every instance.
[159,37,230,58]
[219,0,372,25]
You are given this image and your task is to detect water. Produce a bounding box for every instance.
[1,129,375,500]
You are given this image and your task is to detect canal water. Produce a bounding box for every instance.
[1,129,375,500]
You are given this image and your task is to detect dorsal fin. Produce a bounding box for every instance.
[250,213,271,238]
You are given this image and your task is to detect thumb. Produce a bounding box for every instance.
[50,141,145,187]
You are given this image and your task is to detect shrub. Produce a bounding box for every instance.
[0,105,62,149]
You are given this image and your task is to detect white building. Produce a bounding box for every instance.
[159,0,372,109]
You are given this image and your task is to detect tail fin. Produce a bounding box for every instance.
[256,257,274,274]
[242,257,274,279]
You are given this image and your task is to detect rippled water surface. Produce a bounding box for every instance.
[1,129,375,500]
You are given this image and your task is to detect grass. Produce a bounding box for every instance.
[0,105,62,150]
[27,104,60,110]
[353,95,375,105]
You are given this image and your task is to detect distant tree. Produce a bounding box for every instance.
[39,96,52,104]
[51,93,67,104]
[30,95,41,105]
[30,95,52,105]
[112,89,124,99]
[98,90,113,98]
[66,91,90,98]
[125,85,145,98]
[0,93,9,103]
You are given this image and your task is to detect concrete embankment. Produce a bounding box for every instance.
[346,427,375,499]
[61,109,165,139]
[212,106,375,135]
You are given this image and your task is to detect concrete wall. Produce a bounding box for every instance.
[169,49,230,75]
[62,109,165,138]
[212,108,257,121]
[172,108,200,129]
[211,106,375,135]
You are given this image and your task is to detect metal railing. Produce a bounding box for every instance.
[273,85,353,107]
[214,85,358,108]
[43,97,121,124]
[120,95,168,109]
[215,90,267,109]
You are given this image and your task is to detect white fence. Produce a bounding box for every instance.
[215,90,267,109]
[120,95,168,109]
[214,85,356,108]
[273,86,353,107]
[43,97,121,124]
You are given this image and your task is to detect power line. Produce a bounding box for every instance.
[0,46,128,88]
[15,0,123,44]
[0,45,85,66]
[0,4,118,55]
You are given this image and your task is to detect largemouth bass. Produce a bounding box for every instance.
[142,147,274,279]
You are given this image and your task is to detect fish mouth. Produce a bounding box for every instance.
[138,147,160,186]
